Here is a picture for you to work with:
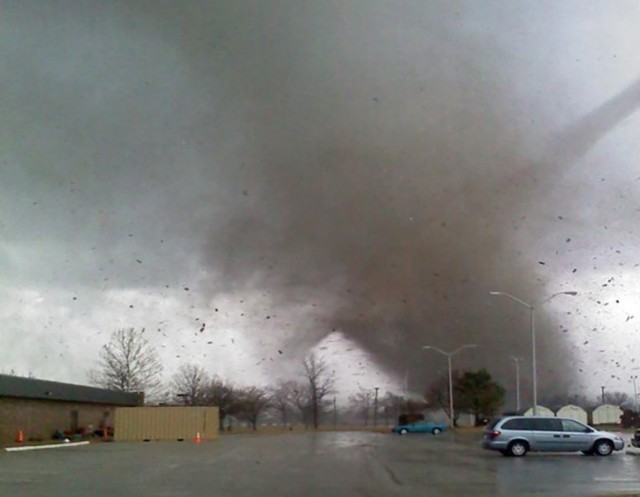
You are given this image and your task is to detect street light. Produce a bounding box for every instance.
[511,357,523,412]
[373,387,380,427]
[489,290,578,415]
[422,344,478,425]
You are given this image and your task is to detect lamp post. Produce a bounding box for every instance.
[373,387,380,427]
[489,290,577,416]
[404,369,409,397]
[511,357,523,412]
[422,344,478,425]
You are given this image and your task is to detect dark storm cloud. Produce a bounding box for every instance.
[549,76,640,168]
[180,2,640,392]
[2,1,639,394]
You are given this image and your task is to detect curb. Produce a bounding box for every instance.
[5,441,90,452]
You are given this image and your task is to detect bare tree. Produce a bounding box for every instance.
[348,388,373,426]
[540,393,598,411]
[270,380,299,426]
[235,386,271,430]
[604,391,633,408]
[205,375,236,431]
[573,394,599,411]
[381,392,408,425]
[426,371,460,424]
[289,381,312,427]
[303,353,336,429]
[2,369,36,378]
[172,364,209,405]
[89,328,163,398]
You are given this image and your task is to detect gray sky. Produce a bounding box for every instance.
[2,1,640,402]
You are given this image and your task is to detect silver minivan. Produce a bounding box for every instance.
[482,416,625,457]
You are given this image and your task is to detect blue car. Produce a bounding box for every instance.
[392,421,448,435]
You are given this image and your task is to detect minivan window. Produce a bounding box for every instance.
[561,419,589,432]
[531,418,563,431]
[502,418,535,430]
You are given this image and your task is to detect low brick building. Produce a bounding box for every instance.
[0,374,142,445]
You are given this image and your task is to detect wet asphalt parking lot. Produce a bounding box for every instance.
[1,430,639,497]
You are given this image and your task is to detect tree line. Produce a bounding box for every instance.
[94,328,623,428]
[88,328,337,430]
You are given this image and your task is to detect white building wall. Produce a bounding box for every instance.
[523,405,555,417]
[556,404,588,424]
[592,404,623,425]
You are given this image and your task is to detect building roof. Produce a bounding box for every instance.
[0,374,142,406]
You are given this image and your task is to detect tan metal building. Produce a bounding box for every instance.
[114,406,219,441]
[0,374,142,446]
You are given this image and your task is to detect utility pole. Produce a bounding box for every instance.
[511,357,523,412]
[632,376,638,412]
[601,386,606,404]
[373,387,380,427]
[404,369,409,397]
[333,397,337,427]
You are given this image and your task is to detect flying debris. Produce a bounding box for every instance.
[4,1,640,401]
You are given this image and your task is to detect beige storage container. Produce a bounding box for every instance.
[114,406,219,441]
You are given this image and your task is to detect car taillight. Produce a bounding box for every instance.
[488,430,501,440]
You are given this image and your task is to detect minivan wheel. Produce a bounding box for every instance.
[594,440,613,456]
[507,440,528,457]
[432,428,442,435]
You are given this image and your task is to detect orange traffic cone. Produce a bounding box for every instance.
[16,430,24,443]
[194,432,201,443]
